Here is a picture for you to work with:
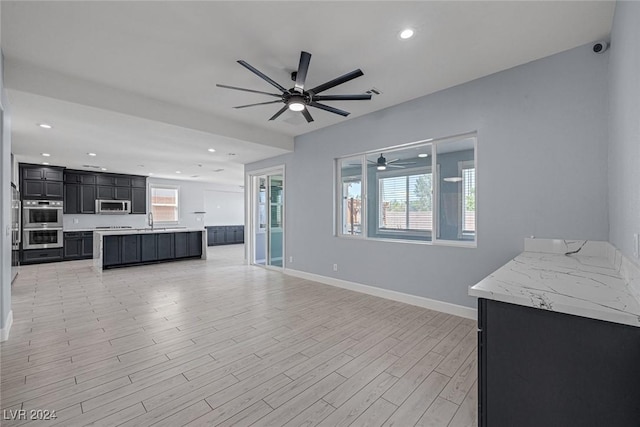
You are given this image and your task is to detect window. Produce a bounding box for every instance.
[461,161,476,234]
[378,171,432,232]
[339,157,363,235]
[150,186,179,223]
[336,134,476,246]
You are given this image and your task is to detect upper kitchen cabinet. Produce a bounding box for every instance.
[131,177,146,188]
[131,187,147,214]
[65,171,97,185]
[64,170,97,214]
[97,185,131,201]
[96,174,131,187]
[22,165,64,182]
[65,183,97,214]
[20,164,64,200]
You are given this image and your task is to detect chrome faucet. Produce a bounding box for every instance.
[148,212,154,229]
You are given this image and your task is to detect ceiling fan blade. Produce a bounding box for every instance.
[387,165,405,168]
[268,105,289,121]
[294,51,312,93]
[301,108,314,123]
[234,100,283,109]
[312,94,372,101]
[386,159,400,163]
[216,84,282,97]
[237,60,288,93]
[309,69,364,95]
[309,101,350,117]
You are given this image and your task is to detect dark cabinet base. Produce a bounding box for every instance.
[206,225,244,246]
[22,248,63,264]
[103,231,202,269]
[478,298,640,427]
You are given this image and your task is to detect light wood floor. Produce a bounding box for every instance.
[1,245,478,426]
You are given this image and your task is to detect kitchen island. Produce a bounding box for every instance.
[469,238,640,427]
[93,228,207,269]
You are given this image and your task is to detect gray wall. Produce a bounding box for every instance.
[247,43,609,308]
[608,1,640,262]
[1,49,12,333]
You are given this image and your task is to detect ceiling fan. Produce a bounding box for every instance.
[369,154,416,171]
[216,51,371,123]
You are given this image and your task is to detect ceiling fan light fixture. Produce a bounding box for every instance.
[399,28,415,40]
[377,165,387,171]
[288,102,305,112]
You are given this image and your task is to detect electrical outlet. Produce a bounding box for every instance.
[289,256,293,263]
[634,233,639,259]
[73,218,79,224]
[333,264,338,272]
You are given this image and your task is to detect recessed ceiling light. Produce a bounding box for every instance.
[399,28,414,40]
[88,152,97,157]
[42,162,50,165]
[418,153,429,158]
[175,171,182,174]
[444,177,463,183]
[38,123,52,129]
[101,167,107,171]
[208,148,216,153]
[41,153,50,157]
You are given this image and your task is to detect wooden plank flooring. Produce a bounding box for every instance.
[1,245,477,426]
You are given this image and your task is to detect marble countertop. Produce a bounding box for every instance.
[93,227,204,236]
[469,239,640,328]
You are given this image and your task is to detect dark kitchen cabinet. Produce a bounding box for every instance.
[103,236,121,267]
[97,185,131,201]
[131,187,146,214]
[175,232,202,258]
[23,180,64,199]
[65,172,96,185]
[131,177,146,188]
[64,231,93,260]
[22,166,63,182]
[187,231,202,257]
[174,232,188,258]
[206,225,244,246]
[65,184,97,214]
[141,233,177,262]
[102,231,200,269]
[121,235,141,264]
[104,234,140,266]
[22,248,63,264]
[140,234,157,262]
[21,164,64,200]
[478,298,640,427]
[157,233,174,260]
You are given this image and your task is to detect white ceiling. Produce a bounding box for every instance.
[1,1,615,185]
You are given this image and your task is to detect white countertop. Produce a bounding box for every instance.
[469,239,640,328]
[93,227,204,236]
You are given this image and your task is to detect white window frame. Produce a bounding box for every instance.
[335,132,477,248]
[149,184,180,225]
[337,156,366,239]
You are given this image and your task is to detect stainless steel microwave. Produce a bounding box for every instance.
[96,200,131,214]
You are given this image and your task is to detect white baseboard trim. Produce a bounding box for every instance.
[1,310,13,342]
[284,269,477,320]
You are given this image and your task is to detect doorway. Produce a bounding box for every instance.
[248,168,284,268]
